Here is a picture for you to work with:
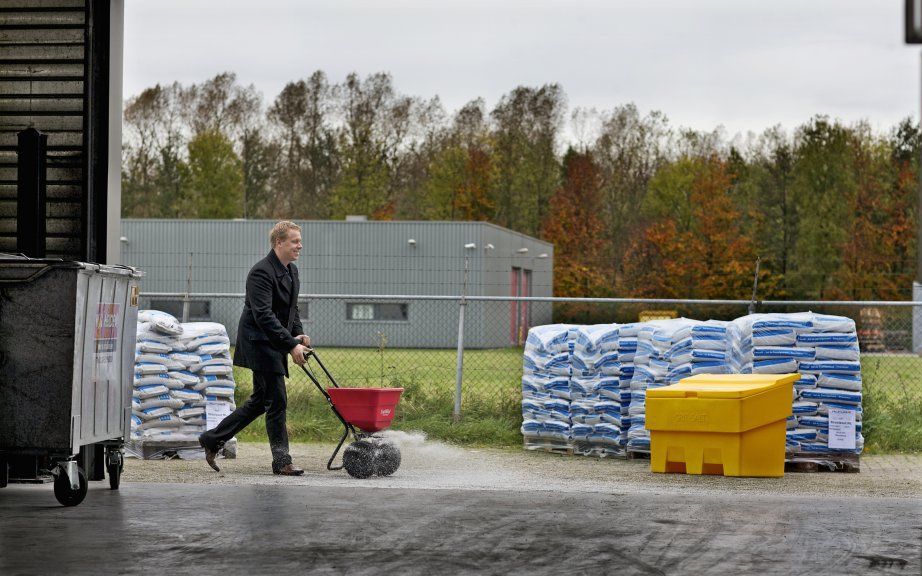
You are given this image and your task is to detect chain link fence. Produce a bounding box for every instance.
[139,293,922,451]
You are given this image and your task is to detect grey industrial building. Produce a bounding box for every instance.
[120,219,554,349]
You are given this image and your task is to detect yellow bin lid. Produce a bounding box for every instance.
[646,374,799,399]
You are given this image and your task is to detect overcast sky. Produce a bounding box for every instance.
[124,0,918,139]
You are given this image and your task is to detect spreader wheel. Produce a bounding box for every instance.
[374,441,401,477]
[342,440,375,479]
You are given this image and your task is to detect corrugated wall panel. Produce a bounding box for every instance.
[0,0,88,258]
[122,219,553,348]
[122,219,548,296]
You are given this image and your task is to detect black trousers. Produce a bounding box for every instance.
[200,370,292,471]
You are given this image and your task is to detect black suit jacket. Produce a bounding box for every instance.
[233,250,305,376]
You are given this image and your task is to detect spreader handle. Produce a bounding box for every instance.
[303,349,340,388]
[298,349,355,470]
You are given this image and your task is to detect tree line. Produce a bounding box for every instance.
[122,72,920,302]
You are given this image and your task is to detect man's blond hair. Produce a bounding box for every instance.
[269,221,301,247]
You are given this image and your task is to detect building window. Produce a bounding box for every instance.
[347,303,409,322]
[149,299,211,321]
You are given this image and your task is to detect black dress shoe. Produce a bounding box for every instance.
[199,436,220,472]
[274,464,304,476]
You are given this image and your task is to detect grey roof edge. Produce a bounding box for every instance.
[121,219,554,249]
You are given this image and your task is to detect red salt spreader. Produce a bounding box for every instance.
[300,350,403,478]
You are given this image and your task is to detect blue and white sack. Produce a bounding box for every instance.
[138,309,184,336]
[800,388,862,405]
[815,372,862,391]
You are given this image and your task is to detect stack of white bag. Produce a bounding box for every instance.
[626,320,696,452]
[132,310,237,447]
[521,324,574,449]
[732,312,863,456]
[616,323,643,448]
[522,313,865,461]
[570,324,622,454]
[664,320,735,384]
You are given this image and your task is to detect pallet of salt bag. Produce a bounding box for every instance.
[665,320,735,385]
[521,325,575,452]
[793,313,863,464]
[731,312,816,374]
[180,322,238,436]
[137,309,183,336]
[572,325,626,457]
[733,312,863,466]
[626,319,697,454]
[521,371,573,452]
[129,316,239,459]
[615,322,644,447]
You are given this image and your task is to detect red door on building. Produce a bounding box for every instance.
[510,267,520,345]
[521,269,531,340]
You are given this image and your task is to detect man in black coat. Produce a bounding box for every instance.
[199,221,312,475]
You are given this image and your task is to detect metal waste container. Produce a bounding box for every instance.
[0,256,142,505]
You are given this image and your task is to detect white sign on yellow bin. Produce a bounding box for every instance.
[827,407,857,450]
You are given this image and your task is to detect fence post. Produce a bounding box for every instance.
[182,252,193,322]
[454,256,470,422]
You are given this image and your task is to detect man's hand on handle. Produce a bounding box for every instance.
[297,335,311,348]
[290,343,310,366]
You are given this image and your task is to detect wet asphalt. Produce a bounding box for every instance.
[1,480,920,575]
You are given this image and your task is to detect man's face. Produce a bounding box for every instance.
[276,230,302,263]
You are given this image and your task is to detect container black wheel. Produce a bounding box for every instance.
[374,441,401,477]
[107,450,123,490]
[342,440,375,479]
[53,466,88,507]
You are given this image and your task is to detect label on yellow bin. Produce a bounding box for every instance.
[645,374,797,477]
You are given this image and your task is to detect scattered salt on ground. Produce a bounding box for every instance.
[121,442,922,499]
[379,430,464,459]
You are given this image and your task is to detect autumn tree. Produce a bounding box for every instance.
[623,155,757,299]
[120,72,920,303]
[788,117,857,299]
[122,82,193,217]
[179,131,244,219]
[491,84,565,236]
[831,120,918,299]
[732,126,796,298]
[414,99,495,220]
[267,71,339,218]
[331,73,398,218]
[590,104,670,286]
[541,149,607,297]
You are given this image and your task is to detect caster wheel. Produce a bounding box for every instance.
[373,441,401,477]
[342,440,375,479]
[54,466,88,507]
[106,450,123,490]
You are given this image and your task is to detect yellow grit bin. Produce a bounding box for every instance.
[645,374,797,478]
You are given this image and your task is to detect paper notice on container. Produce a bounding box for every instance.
[93,303,122,381]
[827,407,856,450]
[206,401,232,431]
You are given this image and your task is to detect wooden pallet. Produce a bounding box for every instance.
[785,453,860,473]
[572,442,626,458]
[622,451,858,471]
[126,439,237,460]
[523,441,573,456]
